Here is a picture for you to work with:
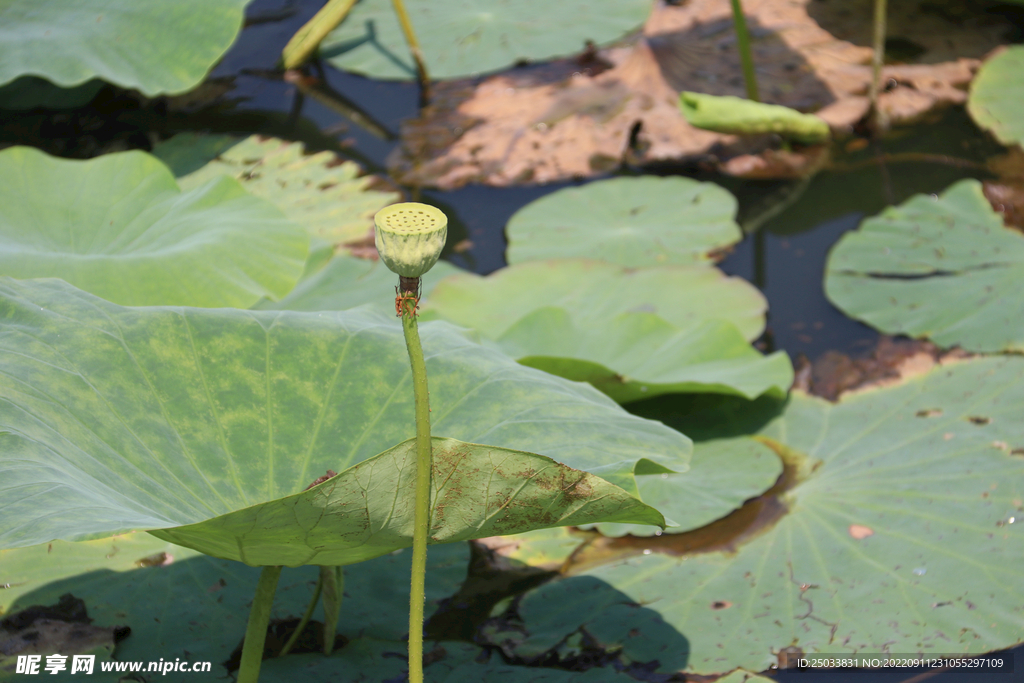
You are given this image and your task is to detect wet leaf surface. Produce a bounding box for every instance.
[505,176,742,268]
[490,356,1024,674]
[0,278,688,554]
[825,179,1024,353]
[0,147,308,308]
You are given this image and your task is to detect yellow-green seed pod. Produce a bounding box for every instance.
[374,202,448,278]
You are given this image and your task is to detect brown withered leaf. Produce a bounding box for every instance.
[390,0,1005,188]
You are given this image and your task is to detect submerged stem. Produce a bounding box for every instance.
[401,284,432,683]
[277,572,323,657]
[237,565,282,683]
[729,0,760,102]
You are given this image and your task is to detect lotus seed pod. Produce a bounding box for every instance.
[374,203,448,278]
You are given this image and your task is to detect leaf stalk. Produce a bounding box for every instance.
[237,565,283,683]
[401,281,432,683]
[729,0,760,102]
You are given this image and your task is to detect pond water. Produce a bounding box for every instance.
[5,0,1021,679]
[209,0,1009,364]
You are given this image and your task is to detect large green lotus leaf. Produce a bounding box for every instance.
[0,535,470,680]
[968,46,1024,147]
[0,147,308,308]
[320,0,651,80]
[0,0,248,96]
[679,92,831,144]
[424,260,787,401]
[255,253,463,315]
[425,260,768,342]
[0,278,687,557]
[824,179,1024,353]
[497,356,1024,674]
[505,177,742,268]
[152,134,399,246]
[582,437,782,538]
[498,308,792,402]
[153,436,665,566]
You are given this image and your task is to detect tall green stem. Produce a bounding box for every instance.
[390,0,431,100]
[729,0,760,102]
[280,0,358,70]
[869,0,889,131]
[237,565,283,683]
[401,290,432,683]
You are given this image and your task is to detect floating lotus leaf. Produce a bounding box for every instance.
[495,356,1024,673]
[0,534,469,679]
[825,179,1024,353]
[0,0,248,96]
[0,147,307,308]
[0,279,687,563]
[425,260,791,402]
[505,177,742,268]
[968,46,1024,147]
[583,437,782,537]
[320,0,651,80]
[152,134,399,247]
[254,253,463,315]
[679,92,831,144]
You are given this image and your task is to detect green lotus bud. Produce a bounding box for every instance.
[374,202,448,278]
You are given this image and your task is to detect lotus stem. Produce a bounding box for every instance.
[729,0,760,102]
[237,565,283,683]
[390,0,431,100]
[868,0,889,131]
[277,572,323,657]
[280,0,358,70]
[401,286,432,683]
[321,566,344,655]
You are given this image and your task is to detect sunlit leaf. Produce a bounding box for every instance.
[505,177,741,268]
[0,147,308,308]
[825,179,1024,353]
[0,0,248,96]
[0,279,688,562]
[320,0,651,80]
[968,46,1024,147]
[425,260,791,402]
[492,357,1024,673]
[152,134,399,247]
[255,253,463,315]
[581,437,781,537]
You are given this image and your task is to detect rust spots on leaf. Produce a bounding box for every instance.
[848,524,874,540]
